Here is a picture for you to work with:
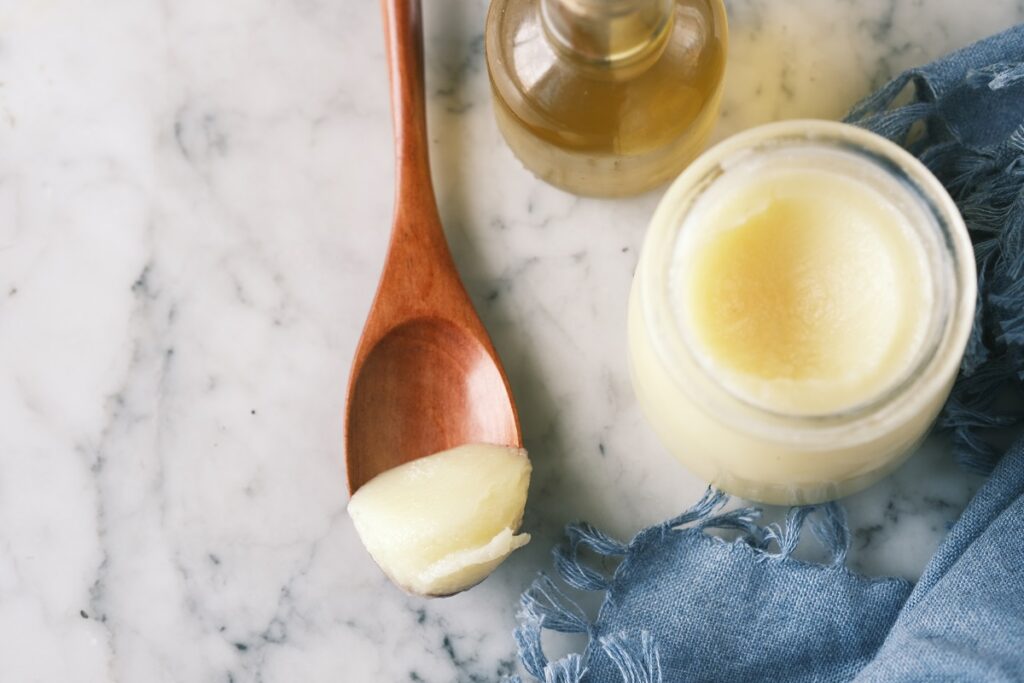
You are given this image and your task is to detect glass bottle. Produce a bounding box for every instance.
[484,0,728,197]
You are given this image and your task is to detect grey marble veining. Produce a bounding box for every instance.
[0,0,1021,681]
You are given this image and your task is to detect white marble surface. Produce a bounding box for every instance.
[1,0,1022,680]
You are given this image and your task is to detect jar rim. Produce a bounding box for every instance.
[636,120,977,448]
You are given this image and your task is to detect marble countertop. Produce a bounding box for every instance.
[2,0,1022,680]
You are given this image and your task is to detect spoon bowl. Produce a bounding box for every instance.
[347,317,519,491]
[344,0,521,494]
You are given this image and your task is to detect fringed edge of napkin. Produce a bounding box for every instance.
[846,59,1024,475]
[509,489,860,683]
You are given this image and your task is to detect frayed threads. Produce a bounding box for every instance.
[505,654,586,683]
[846,57,1024,476]
[514,490,851,682]
[660,487,731,531]
[757,501,849,565]
[519,574,591,637]
[512,488,736,683]
[513,573,661,683]
[967,61,1024,90]
[513,574,591,682]
[600,632,662,683]
[554,523,628,592]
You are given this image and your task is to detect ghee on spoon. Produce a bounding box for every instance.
[344,0,528,597]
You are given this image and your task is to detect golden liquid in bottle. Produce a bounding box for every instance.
[485,0,727,197]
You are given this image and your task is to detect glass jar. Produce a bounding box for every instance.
[484,0,727,197]
[628,120,977,505]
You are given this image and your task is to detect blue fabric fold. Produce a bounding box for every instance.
[856,441,1024,681]
[513,445,1024,682]
[512,23,1024,683]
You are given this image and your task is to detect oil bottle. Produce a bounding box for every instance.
[484,0,728,197]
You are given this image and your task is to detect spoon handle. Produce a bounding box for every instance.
[381,0,436,211]
[369,0,465,336]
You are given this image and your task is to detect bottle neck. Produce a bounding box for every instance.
[540,0,674,69]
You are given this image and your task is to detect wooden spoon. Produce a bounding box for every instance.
[344,0,522,493]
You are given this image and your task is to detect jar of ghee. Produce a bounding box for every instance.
[628,120,976,505]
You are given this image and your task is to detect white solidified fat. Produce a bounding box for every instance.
[347,443,531,596]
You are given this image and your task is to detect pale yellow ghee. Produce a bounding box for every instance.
[679,165,932,415]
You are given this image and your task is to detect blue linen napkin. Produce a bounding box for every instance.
[512,24,1024,683]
